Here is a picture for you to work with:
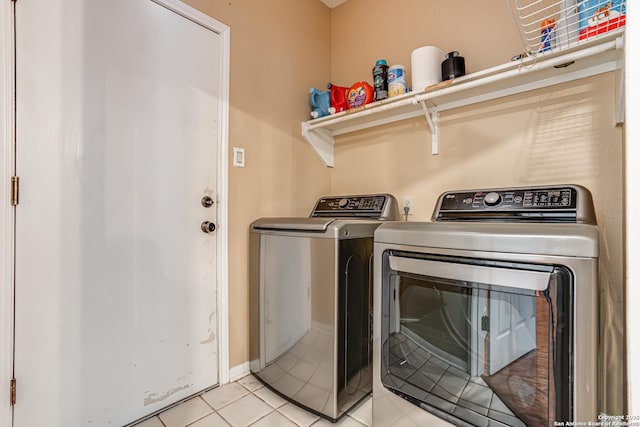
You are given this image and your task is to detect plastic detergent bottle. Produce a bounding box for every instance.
[309,88,331,119]
[541,19,556,51]
[346,82,374,109]
[372,59,389,101]
[388,65,406,97]
[579,0,626,40]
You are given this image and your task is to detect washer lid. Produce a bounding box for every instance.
[251,217,335,232]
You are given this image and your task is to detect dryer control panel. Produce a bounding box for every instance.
[311,194,398,220]
[433,185,596,224]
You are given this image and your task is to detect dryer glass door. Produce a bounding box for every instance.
[380,252,573,427]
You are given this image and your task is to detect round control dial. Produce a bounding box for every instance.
[338,198,350,208]
[483,192,502,206]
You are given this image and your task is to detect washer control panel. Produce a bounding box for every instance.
[441,188,576,210]
[433,185,596,224]
[311,194,398,220]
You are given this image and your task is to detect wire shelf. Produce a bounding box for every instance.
[507,0,626,57]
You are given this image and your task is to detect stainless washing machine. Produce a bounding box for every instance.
[373,185,599,427]
[250,194,398,421]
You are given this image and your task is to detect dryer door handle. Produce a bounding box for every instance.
[388,256,551,291]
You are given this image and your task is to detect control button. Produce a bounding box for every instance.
[338,198,349,208]
[514,196,523,203]
[463,198,473,204]
[483,192,502,206]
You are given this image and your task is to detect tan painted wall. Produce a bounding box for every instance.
[331,0,624,415]
[330,0,524,87]
[182,0,333,369]
[183,0,624,414]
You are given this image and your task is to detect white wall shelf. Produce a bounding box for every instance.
[302,31,624,167]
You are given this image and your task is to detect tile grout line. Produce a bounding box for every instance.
[152,375,372,427]
[241,374,315,427]
[180,387,251,427]
[178,396,216,427]
[221,379,290,427]
[277,405,311,427]
[348,415,368,427]
[201,382,250,413]
[213,409,235,427]
[198,394,216,412]
[243,387,279,427]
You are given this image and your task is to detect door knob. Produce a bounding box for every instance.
[201,196,214,208]
[201,221,216,233]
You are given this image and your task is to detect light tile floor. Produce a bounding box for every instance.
[134,374,372,427]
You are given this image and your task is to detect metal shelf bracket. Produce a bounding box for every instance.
[616,59,625,126]
[302,122,334,167]
[416,100,440,155]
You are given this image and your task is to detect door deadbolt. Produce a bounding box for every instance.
[201,196,214,208]
[201,221,216,233]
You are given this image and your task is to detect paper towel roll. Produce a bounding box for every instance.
[411,46,445,92]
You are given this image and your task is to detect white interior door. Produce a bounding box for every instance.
[14,1,223,425]
[488,291,537,375]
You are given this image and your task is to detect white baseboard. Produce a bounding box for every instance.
[229,362,250,382]
[311,321,334,335]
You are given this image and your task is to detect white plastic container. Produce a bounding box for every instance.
[411,46,444,91]
[387,64,406,97]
